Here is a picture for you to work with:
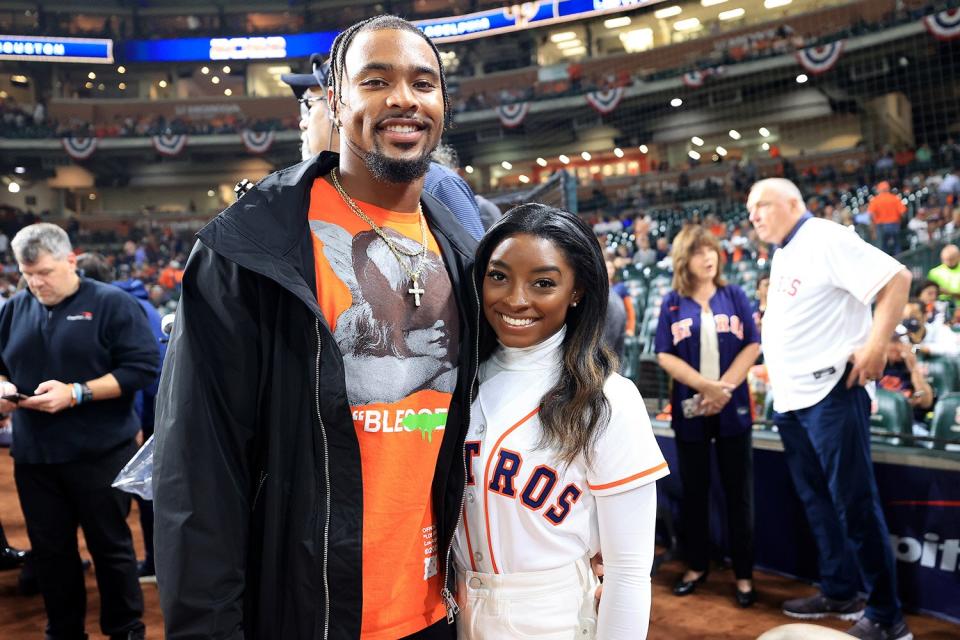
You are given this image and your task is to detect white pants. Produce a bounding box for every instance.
[455,559,599,640]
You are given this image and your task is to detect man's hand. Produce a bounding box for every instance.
[847,344,887,388]
[0,381,19,414]
[900,343,918,372]
[19,380,75,414]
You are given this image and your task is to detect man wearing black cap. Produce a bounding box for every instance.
[282,53,485,240]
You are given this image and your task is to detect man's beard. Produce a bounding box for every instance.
[363,139,434,183]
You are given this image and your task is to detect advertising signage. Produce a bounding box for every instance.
[0,35,113,63]
[124,0,666,62]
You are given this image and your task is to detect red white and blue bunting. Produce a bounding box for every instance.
[795,40,845,75]
[495,102,530,129]
[61,136,98,161]
[241,129,275,154]
[681,66,725,89]
[584,87,625,115]
[923,9,960,41]
[151,133,188,157]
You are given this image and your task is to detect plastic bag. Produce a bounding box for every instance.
[112,434,155,500]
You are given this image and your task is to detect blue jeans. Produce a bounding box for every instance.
[878,223,900,255]
[774,374,902,626]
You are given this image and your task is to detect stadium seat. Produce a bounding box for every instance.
[870,389,913,445]
[929,392,960,452]
[923,357,960,398]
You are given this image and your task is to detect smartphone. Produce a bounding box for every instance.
[2,392,33,402]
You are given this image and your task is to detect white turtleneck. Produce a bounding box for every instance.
[459,326,661,640]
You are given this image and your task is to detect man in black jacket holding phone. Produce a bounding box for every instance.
[0,222,158,640]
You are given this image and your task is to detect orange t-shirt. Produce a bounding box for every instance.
[868,192,907,225]
[308,178,459,639]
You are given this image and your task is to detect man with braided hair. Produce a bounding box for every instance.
[154,15,477,640]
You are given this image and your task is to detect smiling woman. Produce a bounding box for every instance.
[455,203,668,639]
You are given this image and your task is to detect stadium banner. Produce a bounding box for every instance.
[496,102,530,128]
[152,133,188,157]
[126,0,670,60]
[656,435,960,623]
[923,9,960,41]
[61,137,98,161]
[585,87,625,115]
[0,35,113,64]
[125,32,336,62]
[418,0,670,44]
[796,40,845,75]
[241,130,275,154]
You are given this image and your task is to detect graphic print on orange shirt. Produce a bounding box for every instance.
[308,177,459,639]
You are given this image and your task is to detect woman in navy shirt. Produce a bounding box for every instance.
[654,225,760,607]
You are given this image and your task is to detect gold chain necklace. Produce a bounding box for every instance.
[330,168,429,306]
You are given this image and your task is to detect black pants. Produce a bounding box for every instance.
[400,618,456,639]
[14,441,145,639]
[675,423,755,580]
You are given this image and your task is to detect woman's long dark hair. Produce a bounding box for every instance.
[474,203,615,467]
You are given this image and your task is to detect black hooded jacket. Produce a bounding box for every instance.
[154,152,479,639]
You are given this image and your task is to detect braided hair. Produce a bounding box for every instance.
[327,15,451,129]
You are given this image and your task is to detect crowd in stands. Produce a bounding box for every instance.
[0,206,191,316]
[0,100,294,139]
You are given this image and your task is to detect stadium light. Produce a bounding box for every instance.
[536,157,548,167]
[639,144,649,153]
[674,18,701,31]
[158,80,167,88]
[8,182,19,193]
[716,146,728,156]
[88,193,96,200]
[207,190,215,197]
[719,8,745,20]
[729,129,741,140]
[88,71,96,80]
[13,166,25,174]
[654,5,683,19]
[201,66,209,74]
[796,73,808,83]
[223,65,231,74]
[614,148,624,158]
[764,0,791,7]
[562,46,587,56]
[465,165,474,174]
[688,150,701,160]
[224,88,232,96]
[691,136,704,146]
[118,82,126,90]
[701,0,728,5]
[670,97,683,107]
[604,17,631,29]
[550,32,578,43]
[581,151,591,161]
[501,161,513,170]
[557,39,583,50]
[84,81,93,89]
[117,66,125,74]
[759,127,770,137]
[212,76,221,84]
[559,154,570,164]
[761,142,770,151]
[519,175,530,184]
[97,83,104,91]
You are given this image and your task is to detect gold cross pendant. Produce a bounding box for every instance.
[409,279,425,307]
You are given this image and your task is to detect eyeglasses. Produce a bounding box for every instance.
[298,95,325,118]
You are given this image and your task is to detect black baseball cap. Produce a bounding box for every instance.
[281,53,331,98]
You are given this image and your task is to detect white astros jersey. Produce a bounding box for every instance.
[762,217,903,413]
[454,336,669,575]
